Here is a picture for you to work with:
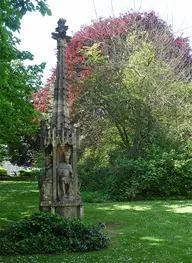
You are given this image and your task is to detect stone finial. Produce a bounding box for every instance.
[52,18,71,41]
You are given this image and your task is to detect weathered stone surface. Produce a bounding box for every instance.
[39,19,83,218]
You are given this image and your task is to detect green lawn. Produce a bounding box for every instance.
[0,181,192,263]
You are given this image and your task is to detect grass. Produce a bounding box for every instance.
[0,181,192,263]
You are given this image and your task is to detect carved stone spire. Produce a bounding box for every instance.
[39,19,83,218]
[51,18,71,147]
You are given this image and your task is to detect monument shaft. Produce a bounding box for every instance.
[39,19,83,218]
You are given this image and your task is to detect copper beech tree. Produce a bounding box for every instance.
[33,11,192,157]
[34,11,192,112]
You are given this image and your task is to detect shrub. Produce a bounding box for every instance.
[0,212,110,255]
[107,150,192,201]
[18,170,30,177]
[82,191,108,203]
[78,161,110,192]
[29,169,41,177]
[107,158,144,201]
[0,167,8,176]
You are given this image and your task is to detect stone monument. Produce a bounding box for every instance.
[39,18,84,218]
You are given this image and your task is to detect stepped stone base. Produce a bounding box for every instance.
[40,201,84,218]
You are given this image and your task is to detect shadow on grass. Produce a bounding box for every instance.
[88,200,192,262]
[1,181,192,262]
[0,181,39,229]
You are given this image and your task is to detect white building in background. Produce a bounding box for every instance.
[2,160,25,175]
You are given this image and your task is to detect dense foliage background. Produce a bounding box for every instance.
[4,10,192,201]
[33,12,192,201]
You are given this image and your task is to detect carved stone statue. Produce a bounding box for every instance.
[57,152,73,200]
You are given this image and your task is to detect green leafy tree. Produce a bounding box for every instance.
[75,31,192,200]
[0,0,51,144]
[74,34,192,158]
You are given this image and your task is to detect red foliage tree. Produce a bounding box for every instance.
[33,68,56,112]
[33,11,192,114]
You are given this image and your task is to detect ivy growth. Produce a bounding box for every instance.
[0,212,110,255]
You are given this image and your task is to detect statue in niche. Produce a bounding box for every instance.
[57,151,73,200]
[41,153,53,201]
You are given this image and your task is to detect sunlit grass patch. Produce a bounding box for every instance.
[97,204,151,211]
[0,181,192,263]
[163,203,192,213]
[140,236,168,244]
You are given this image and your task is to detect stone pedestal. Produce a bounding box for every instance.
[40,201,84,218]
